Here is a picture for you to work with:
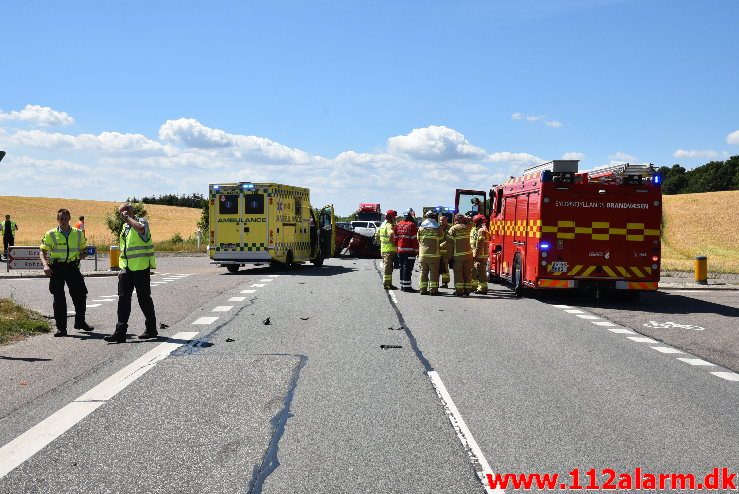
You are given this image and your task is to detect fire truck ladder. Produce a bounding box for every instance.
[587,163,656,183]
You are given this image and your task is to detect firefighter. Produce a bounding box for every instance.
[375,209,398,290]
[38,208,93,337]
[447,213,474,296]
[417,211,441,295]
[438,214,451,288]
[471,214,489,294]
[394,208,419,292]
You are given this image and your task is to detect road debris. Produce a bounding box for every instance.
[225,338,235,342]
[380,344,403,349]
[262,317,271,325]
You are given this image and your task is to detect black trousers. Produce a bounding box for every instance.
[48,262,88,330]
[396,253,416,289]
[116,268,156,333]
[3,236,13,257]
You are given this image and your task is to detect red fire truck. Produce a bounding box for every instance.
[488,160,662,298]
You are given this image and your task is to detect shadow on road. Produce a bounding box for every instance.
[532,290,739,317]
[0,355,52,362]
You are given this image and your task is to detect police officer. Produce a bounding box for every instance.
[471,214,489,294]
[104,203,158,343]
[394,209,419,292]
[39,209,93,337]
[447,213,474,296]
[417,211,441,295]
[375,210,398,290]
[438,214,451,288]
[2,215,18,261]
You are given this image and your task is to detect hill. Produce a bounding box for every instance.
[0,196,201,249]
[662,190,739,273]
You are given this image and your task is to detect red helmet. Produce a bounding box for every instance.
[473,214,486,224]
[385,209,397,218]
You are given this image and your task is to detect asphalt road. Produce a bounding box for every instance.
[1,257,737,493]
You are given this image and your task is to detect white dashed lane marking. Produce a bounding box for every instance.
[251,284,266,288]
[241,290,256,294]
[212,306,233,312]
[627,336,658,343]
[711,372,739,381]
[85,304,101,308]
[228,297,246,302]
[389,291,398,304]
[677,358,716,367]
[259,279,273,282]
[193,316,219,325]
[652,346,684,354]
[551,302,736,382]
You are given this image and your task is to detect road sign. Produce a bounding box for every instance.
[86,246,96,256]
[8,259,44,270]
[8,247,41,260]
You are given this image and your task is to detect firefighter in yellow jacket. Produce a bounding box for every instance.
[447,214,474,296]
[438,214,451,288]
[471,214,489,294]
[375,209,398,290]
[417,211,442,295]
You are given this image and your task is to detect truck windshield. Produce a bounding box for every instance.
[458,192,486,217]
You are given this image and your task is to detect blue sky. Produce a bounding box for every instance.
[1,0,737,214]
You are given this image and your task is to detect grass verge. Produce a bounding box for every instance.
[0,298,52,345]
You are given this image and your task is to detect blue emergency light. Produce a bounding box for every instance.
[653,174,662,185]
[242,183,254,189]
[213,185,220,190]
[539,242,550,251]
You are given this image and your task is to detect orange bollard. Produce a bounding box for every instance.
[694,256,707,285]
[109,245,120,271]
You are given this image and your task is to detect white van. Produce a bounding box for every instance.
[350,220,381,237]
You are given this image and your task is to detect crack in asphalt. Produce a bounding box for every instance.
[245,354,308,494]
[373,259,434,373]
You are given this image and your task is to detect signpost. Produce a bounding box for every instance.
[7,247,42,272]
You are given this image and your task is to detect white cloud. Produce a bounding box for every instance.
[512,112,562,128]
[0,104,74,127]
[3,112,547,215]
[673,149,727,159]
[608,151,637,162]
[727,130,739,145]
[561,152,585,160]
[387,125,487,161]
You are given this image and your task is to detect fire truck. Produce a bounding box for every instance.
[488,160,662,298]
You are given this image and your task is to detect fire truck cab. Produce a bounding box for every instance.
[488,160,662,298]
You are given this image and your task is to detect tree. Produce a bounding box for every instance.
[658,164,688,195]
[197,199,209,235]
[106,202,148,238]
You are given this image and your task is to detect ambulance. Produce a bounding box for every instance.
[208,182,335,272]
[488,160,662,299]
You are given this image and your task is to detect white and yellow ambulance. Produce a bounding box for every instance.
[208,182,335,272]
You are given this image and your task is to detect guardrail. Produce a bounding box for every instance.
[6,246,99,272]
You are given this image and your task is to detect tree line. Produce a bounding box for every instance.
[128,193,206,209]
[657,155,738,195]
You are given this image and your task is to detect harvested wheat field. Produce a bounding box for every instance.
[662,190,739,273]
[0,196,201,248]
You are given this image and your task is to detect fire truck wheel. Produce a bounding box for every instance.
[488,270,499,283]
[226,265,239,273]
[512,255,523,298]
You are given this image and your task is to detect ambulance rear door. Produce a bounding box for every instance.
[240,183,270,259]
[213,186,242,259]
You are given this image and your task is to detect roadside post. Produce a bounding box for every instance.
[6,247,44,272]
[110,245,120,271]
[694,255,708,285]
[87,246,98,271]
[196,230,202,251]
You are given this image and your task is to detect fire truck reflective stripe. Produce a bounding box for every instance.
[631,266,645,278]
[592,234,609,240]
[558,232,575,239]
[602,266,618,278]
[627,222,645,229]
[645,229,661,236]
[557,220,575,227]
[617,266,629,277]
[538,279,573,288]
[609,228,627,235]
[581,266,597,277]
[626,234,644,241]
[575,227,591,234]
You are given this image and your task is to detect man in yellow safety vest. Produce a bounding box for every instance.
[375,209,398,290]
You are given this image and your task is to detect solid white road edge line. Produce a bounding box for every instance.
[389,291,398,304]
[428,371,501,494]
[0,331,198,479]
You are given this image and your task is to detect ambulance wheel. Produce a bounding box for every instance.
[512,255,523,298]
[226,265,239,273]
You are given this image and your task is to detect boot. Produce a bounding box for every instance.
[429,290,439,296]
[453,291,465,297]
[138,330,159,339]
[384,284,399,290]
[419,289,428,295]
[53,329,68,337]
[74,322,94,331]
[103,331,126,343]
